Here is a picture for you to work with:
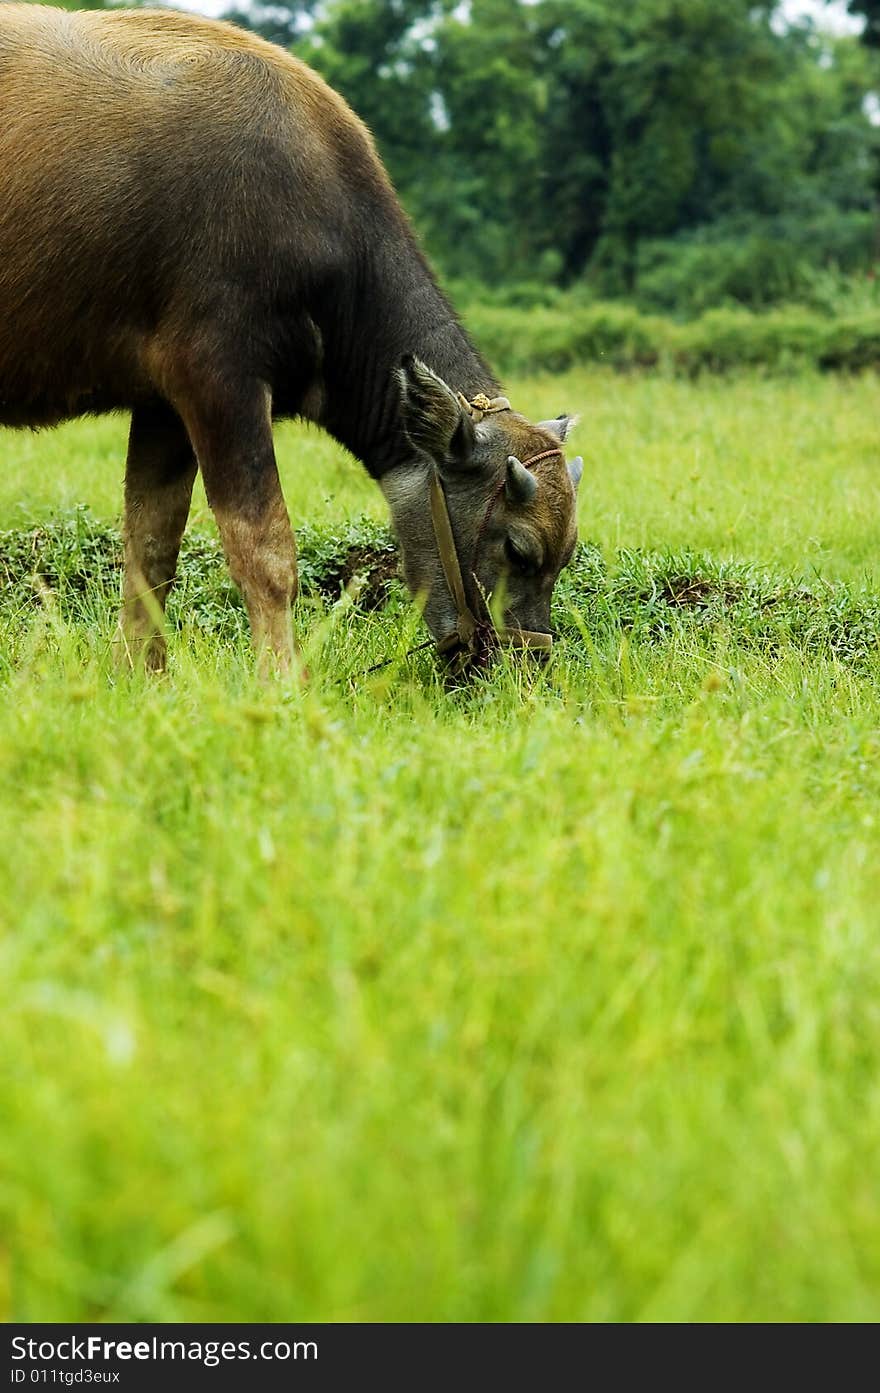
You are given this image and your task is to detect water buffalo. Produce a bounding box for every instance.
[0,4,582,673]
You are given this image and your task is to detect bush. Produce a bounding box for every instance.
[819,313,880,371]
[464,302,669,374]
[673,307,827,374]
[461,298,880,377]
[632,213,879,317]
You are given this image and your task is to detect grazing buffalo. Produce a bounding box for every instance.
[0,5,582,673]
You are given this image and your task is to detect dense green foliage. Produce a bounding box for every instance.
[2,372,880,1320]
[231,0,880,311]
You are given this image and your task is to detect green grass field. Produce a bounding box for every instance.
[2,369,879,1322]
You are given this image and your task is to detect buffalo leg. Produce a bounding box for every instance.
[118,403,197,671]
[180,382,298,674]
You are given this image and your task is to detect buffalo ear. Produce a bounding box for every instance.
[397,355,475,465]
[538,413,578,442]
[568,455,584,490]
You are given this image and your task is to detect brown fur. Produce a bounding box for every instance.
[0,6,579,668]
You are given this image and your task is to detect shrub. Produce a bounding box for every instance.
[632,213,879,317]
[462,299,880,376]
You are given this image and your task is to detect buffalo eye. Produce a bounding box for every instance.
[504,535,539,576]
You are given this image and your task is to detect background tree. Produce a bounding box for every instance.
[286,0,879,304]
[844,0,880,47]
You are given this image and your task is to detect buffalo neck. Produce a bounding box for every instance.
[311,212,499,478]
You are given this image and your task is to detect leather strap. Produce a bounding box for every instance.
[429,461,557,660]
[429,473,480,647]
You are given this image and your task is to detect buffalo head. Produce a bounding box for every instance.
[382,356,582,667]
